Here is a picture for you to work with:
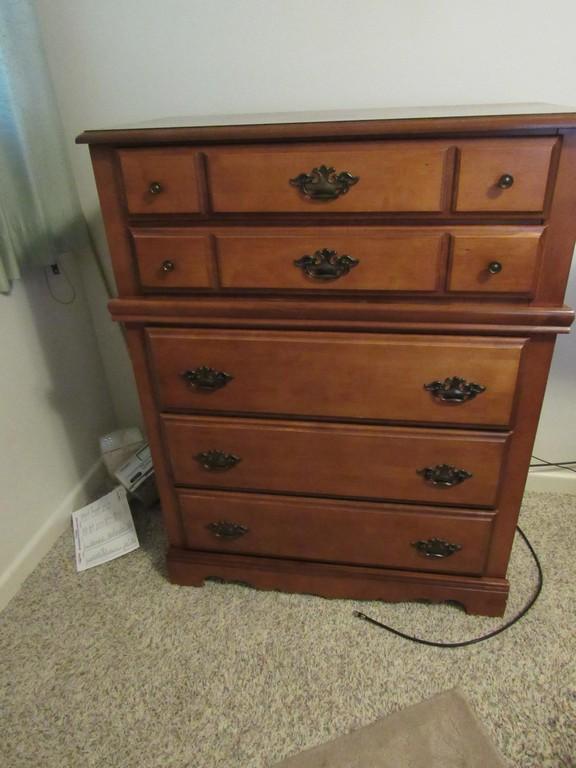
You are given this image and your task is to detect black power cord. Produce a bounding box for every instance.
[354,525,542,648]
[355,455,572,646]
[530,455,576,473]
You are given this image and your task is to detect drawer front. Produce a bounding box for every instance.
[448,231,542,295]
[206,141,450,213]
[148,330,525,428]
[163,415,508,507]
[216,231,445,292]
[118,148,202,214]
[179,490,494,575]
[455,138,556,213]
[132,231,213,289]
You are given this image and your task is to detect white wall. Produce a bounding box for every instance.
[35,0,576,484]
[0,252,116,609]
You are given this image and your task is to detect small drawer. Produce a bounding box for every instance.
[147,329,525,428]
[179,489,494,575]
[448,230,542,295]
[216,230,445,292]
[454,138,556,213]
[163,415,508,508]
[118,148,202,214]
[206,141,450,213]
[131,230,213,289]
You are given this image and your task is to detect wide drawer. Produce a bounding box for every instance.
[215,230,445,291]
[117,138,556,216]
[206,141,450,213]
[163,415,508,507]
[148,330,525,428]
[178,489,494,575]
[131,226,543,296]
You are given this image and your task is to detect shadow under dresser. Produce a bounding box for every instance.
[78,105,576,616]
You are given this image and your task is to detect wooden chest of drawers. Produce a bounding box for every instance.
[78,106,576,616]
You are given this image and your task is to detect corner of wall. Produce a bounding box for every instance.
[0,458,107,613]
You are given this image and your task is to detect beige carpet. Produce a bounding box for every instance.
[0,491,574,768]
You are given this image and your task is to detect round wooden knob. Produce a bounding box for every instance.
[488,261,503,275]
[149,181,163,195]
[497,174,514,189]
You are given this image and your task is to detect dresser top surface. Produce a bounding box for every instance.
[77,103,576,145]
[88,103,576,130]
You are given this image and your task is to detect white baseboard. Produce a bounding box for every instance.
[0,459,107,613]
[525,469,576,494]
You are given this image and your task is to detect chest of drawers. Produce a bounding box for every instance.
[78,107,576,616]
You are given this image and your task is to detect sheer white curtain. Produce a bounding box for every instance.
[0,0,86,293]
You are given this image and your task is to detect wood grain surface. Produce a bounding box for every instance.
[147,329,525,427]
[178,489,494,575]
[163,415,508,507]
[83,114,576,616]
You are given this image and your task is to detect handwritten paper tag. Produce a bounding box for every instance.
[72,486,139,572]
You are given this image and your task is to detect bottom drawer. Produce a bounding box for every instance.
[178,490,494,575]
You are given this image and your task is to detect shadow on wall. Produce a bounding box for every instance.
[532,248,576,459]
[15,235,117,488]
[83,208,144,429]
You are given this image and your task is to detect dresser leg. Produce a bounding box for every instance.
[453,590,509,618]
[166,552,206,587]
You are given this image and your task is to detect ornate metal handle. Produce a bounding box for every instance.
[294,249,359,281]
[424,377,486,403]
[411,537,462,558]
[497,174,514,189]
[161,260,175,273]
[181,367,233,392]
[289,165,359,201]
[488,261,503,275]
[149,181,163,194]
[195,450,241,471]
[418,464,473,487]
[206,521,249,540]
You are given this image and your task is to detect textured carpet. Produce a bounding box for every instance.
[0,491,574,768]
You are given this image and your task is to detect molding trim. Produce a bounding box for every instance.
[0,459,107,613]
[525,469,576,494]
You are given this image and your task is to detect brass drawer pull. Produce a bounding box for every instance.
[181,366,233,392]
[149,181,163,194]
[294,248,359,281]
[411,537,462,558]
[497,173,514,189]
[161,260,175,273]
[418,464,473,487]
[424,376,486,403]
[290,164,359,200]
[488,261,503,275]
[206,521,249,540]
[195,450,241,471]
